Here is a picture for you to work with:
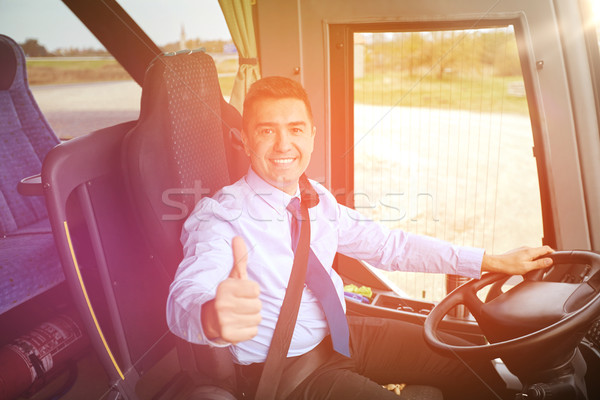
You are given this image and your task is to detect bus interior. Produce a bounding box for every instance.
[1,0,600,399]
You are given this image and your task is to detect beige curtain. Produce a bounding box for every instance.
[219,0,261,113]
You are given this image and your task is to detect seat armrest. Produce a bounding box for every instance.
[18,174,43,196]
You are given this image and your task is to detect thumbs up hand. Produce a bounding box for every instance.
[229,236,249,280]
[201,236,262,344]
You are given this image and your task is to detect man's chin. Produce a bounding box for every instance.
[267,176,300,194]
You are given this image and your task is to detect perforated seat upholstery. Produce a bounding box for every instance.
[0,34,62,314]
[122,49,246,276]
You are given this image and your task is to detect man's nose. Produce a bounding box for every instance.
[274,131,292,151]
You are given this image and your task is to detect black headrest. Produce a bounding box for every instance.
[0,35,19,90]
[122,50,236,274]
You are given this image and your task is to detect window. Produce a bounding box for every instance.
[583,0,600,40]
[0,0,139,140]
[0,0,236,139]
[333,24,546,302]
[120,0,237,99]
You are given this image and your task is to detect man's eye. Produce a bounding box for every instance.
[291,127,303,134]
[261,128,274,135]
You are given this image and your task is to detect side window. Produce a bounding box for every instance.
[120,1,237,100]
[350,27,544,301]
[1,1,234,140]
[1,3,139,140]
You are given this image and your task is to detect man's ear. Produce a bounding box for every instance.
[241,130,251,157]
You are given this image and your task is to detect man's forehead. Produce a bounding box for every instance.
[255,120,308,127]
[249,98,311,120]
[255,96,307,109]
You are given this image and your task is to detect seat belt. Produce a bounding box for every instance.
[253,174,315,400]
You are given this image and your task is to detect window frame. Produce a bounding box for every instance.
[575,0,600,250]
[329,18,556,250]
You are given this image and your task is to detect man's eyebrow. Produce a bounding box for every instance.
[288,121,308,127]
[254,121,308,128]
[254,122,276,128]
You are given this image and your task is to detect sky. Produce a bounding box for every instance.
[0,0,232,51]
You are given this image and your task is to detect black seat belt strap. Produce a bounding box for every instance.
[254,176,314,400]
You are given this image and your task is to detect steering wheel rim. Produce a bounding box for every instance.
[424,251,600,359]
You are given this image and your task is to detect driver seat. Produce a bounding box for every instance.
[121,49,247,398]
[41,49,246,399]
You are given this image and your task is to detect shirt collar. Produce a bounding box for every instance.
[245,167,300,215]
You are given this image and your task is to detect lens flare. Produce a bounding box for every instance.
[590,0,600,24]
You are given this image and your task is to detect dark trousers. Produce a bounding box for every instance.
[238,316,508,400]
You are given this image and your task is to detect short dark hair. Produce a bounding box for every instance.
[242,76,314,131]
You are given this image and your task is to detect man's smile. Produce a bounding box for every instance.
[271,157,296,165]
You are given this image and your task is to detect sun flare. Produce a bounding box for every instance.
[590,0,600,23]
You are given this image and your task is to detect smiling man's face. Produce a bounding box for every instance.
[242,97,316,195]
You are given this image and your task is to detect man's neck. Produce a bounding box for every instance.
[248,167,300,196]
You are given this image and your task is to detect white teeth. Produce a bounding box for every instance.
[272,158,294,164]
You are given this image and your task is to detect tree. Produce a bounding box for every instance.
[20,39,51,57]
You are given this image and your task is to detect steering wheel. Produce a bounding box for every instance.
[424,251,600,363]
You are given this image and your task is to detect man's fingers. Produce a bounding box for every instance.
[530,245,555,259]
[532,256,553,269]
[219,278,261,300]
[221,325,261,345]
[483,245,556,274]
[530,245,554,270]
[230,236,248,279]
[215,289,262,314]
[214,279,262,343]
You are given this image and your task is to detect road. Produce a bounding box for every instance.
[31,80,142,139]
[31,77,235,139]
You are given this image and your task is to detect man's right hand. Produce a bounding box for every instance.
[201,236,262,344]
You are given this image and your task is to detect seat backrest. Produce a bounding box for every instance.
[121,50,247,392]
[0,34,59,234]
[40,50,245,399]
[122,49,247,276]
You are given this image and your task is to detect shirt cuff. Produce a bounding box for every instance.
[457,246,485,279]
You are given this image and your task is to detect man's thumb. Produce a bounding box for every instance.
[230,236,248,279]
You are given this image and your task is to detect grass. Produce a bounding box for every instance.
[27,59,526,116]
[26,58,236,95]
[26,58,130,85]
[216,57,239,74]
[355,73,529,115]
[27,58,119,69]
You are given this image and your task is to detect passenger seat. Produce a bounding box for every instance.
[0,34,63,315]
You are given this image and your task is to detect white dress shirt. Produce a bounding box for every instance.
[166,168,483,365]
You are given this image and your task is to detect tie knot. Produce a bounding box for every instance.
[287,197,302,219]
[299,174,320,208]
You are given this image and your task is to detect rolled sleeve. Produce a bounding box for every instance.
[457,246,484,279]
[335,202,484,278]
[167,287,212,345]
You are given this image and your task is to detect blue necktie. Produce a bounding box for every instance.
[287,197,351,357]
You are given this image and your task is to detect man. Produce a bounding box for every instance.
[167,76,554,399]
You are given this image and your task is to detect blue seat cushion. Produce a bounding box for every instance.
[0,218,64,314]
[0,34,59,236]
